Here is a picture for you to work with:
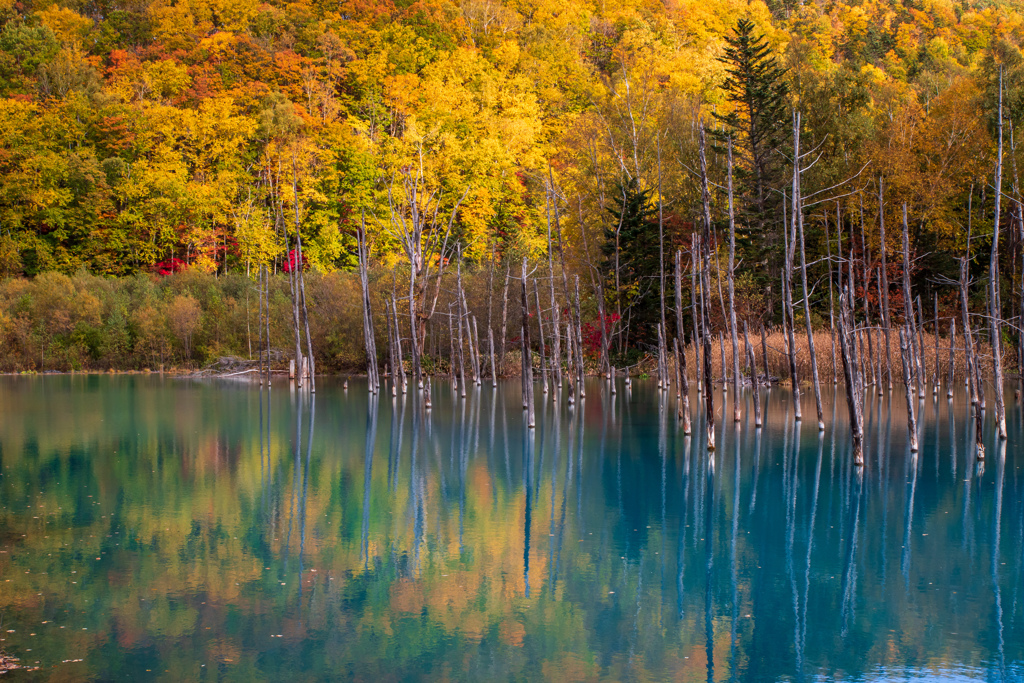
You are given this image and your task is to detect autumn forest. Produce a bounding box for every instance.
[0,0,1022,382]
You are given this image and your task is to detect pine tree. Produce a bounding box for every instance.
[714,18,790,224]
[602,177,659,347]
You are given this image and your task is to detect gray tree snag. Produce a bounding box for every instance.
[900,203,920,396]
[534,280,548,395]
[698,122,716,451]
[744,321,762,428]
[520,257,535,427]
[878,181,893,389]
[357,212,379,394]
[898,326,919,452]
[991,67,1008,440]
[675,250,692,434]
[793,112,824,430]
[947,318,956,399]
[727,136,741,422]
[837,287,865,466]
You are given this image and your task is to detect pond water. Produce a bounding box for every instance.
[0,375,1021,682]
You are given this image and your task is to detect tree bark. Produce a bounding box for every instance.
[879,180,893,388]
[837,287,864,466]
[992,67,1008,439]
[947,318,956,399]
[794,113,824,430]
[901,203,920,395]
[898,326,919,452]
[675,250,692,434]
[520,258,535,426]
[727,137,741,422]
[534,280,548,395]
[745,321,762,427]
[698,123,716,451]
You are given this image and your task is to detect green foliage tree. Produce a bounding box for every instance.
[714,18,790,229]
[602,177,660,347]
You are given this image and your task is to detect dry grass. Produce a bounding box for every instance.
[667,327,1007,386]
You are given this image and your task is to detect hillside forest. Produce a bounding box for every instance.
[1,0,1024,404]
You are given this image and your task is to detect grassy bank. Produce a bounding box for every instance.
[0,271,1010,386]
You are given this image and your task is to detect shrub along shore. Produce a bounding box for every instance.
[0,270,1005,388]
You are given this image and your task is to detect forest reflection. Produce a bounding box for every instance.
[0,375,1021,681]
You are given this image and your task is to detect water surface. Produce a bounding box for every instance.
[0,376,1022,681]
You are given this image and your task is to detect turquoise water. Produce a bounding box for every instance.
[0,375,1021,681]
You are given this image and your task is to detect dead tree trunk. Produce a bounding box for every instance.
[698,122,716,451]
[898,326,919,452]
[258,266,266,385]
[727,137,741,422]
[691,243,702,395]
[745,321,762,427]
[992,67,1008,440]
[879,180,893,389]
[933,293,940,395]
[456,302,467,398]
[760,322,769,384]
[520,258,535,427]
[357,214,379,394]
[675,250,692,434]
[545,184,563,388]
[794,113,824,430]
[488,326,497,388]
[499,266,510,380]
[574,276,585,397]
[959,253,979,409]
[784,180,802,421]
[658,135,668,390]
[534,280,548,395]
[947,318,956,398]
[837,287,865,466]
[901,203,920,396]
[396,299,408,392]
[824,215,839,385]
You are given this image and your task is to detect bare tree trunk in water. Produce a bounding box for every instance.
[933,293,940,394]
[520,258,534,426]
[879,180,893,388]
[726,137,741,422]
[793,111,823,430]
[489,326,497,387]
[574,276,585,397]
[692,243,702,395]
[947,318,956,398]
[258,266,265,385]
[915,296,926,398]
[545,185,563,387]
[837,287,864,466]
[499,266,510,380]
[698,123,716,451]
[265,266,272,385]
[745,321,762,427]
[357,213,379,394]
[784,179,801,421]
[824,216,839,385]
[456,301,466,399]
[898,326,919,452]
[760,322,769,384]
[534,281,548,395]
[675,250,691,434]
[901,203,920,395]
[658,135,668,389]
[992,67,1008,440]
[394,299,407,392]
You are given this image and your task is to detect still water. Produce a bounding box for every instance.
[0,375,1021,681]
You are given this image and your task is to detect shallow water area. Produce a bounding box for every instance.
[0,375,1022,681]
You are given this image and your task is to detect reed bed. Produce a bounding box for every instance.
[669,328,1006,387]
